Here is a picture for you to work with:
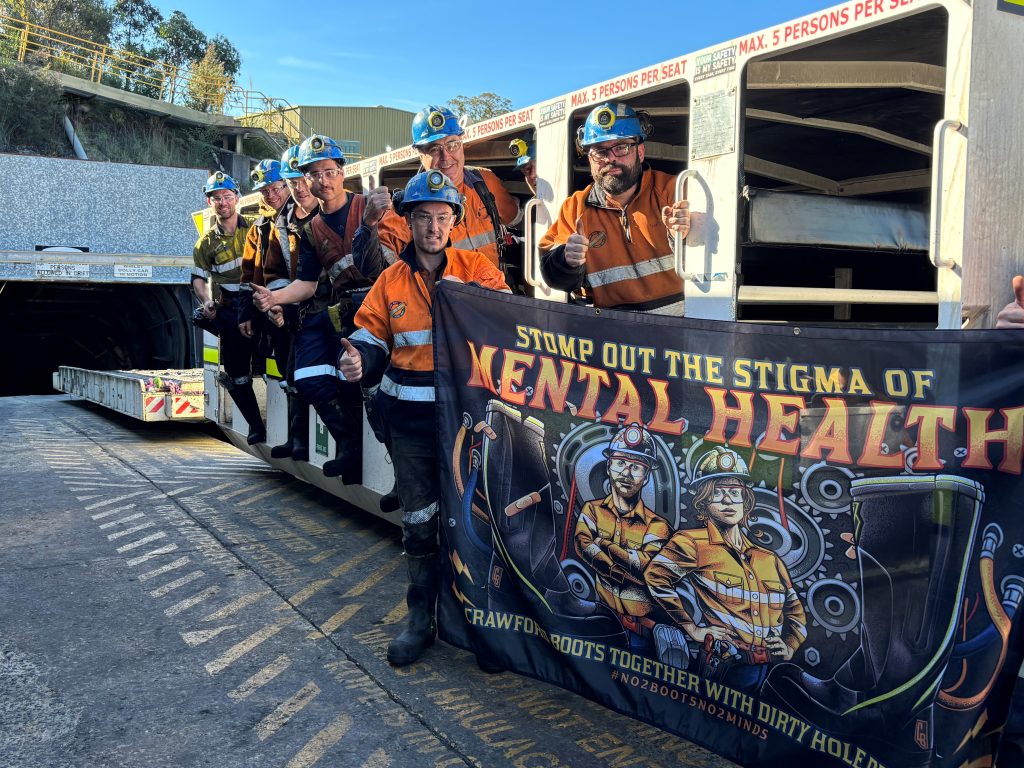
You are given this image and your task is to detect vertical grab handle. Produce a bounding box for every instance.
[930,119,964,270]
[673,168,701,280]
[522,197,541,288]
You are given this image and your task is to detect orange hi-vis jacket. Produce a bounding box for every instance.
[240,199,283,288]
[539,167,684,315]
[346,244,508,433]
[376,167,519,268]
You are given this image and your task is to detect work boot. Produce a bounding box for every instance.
[224,378,265,445]
[270,394,309,461]
[317,397,362,484]
[387,553,438,666]
[761,474,985,767]
[380,482,401,514]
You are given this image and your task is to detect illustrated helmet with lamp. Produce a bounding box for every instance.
[691,446,753,488]
[249,159,284,191]
[204,171,239,196]
[411,105,464,147]
[394,170,465,223]
[279,145,304,179]
[576,101,652,152]
[508,138,535,168]
[602,423,657,467]
[297,134,345,169]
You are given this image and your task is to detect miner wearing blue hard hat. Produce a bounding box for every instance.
[337,170,510,671]
[253,134,385,484]
[539,101,691,315]
[357,105,520,272]
[192,172,267,444]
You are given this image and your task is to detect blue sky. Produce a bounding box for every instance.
[153,1,841,112]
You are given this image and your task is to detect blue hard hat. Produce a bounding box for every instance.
[279,146,304,179]
[250,159,283,191]
[399,170,464,222]
[411,105,463,147]
[578,101,647,147]
[509,138,534,168]
[297,134,345,169]
[204,171,239,196]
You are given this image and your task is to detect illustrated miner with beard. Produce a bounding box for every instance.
[539,101,691,316]
[644,447,807,691]
[575,423,671,652]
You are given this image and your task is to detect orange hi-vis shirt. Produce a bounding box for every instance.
[346,244,508,432]
[239,199,282,288]
[645,521,808,654]
[539,167,684,314]
[376,167,519,268]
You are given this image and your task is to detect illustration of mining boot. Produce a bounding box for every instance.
[479,400,627,645]
[761,474,985,767]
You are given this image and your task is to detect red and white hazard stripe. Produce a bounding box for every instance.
[144,395,165,415]
[173,396,200,417]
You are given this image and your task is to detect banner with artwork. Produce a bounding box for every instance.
[433,283,1024,768]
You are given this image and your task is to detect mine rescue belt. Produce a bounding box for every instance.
[467,167,512,268]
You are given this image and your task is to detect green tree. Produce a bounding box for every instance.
[185,43,227,113]
[209,34,240,80]
[446,92,513,123]
[155,10,206,102]
[110,0,162,53]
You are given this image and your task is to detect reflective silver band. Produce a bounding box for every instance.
[267,278,291,290]
[394,330,432,348]
[350,327,390,354]
[403,500,438,525]
[327,254,355,281]
[586,253,675,288]
[294,364,337,380]
[452,229,497,251]
[210,257,243,273]
[381,374,435,402]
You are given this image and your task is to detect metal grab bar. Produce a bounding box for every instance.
[522,198,541,288]
[673,168,718,282]
[929,118,965,269]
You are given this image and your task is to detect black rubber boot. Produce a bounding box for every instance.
[317,397,362,484]
[380,482,401,514]
[270,394,309,461]
[388,519,439,667]
[761,475,984,767]
[224,378,265,445]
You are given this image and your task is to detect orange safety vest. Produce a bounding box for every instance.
[348,244,508,431]
[376,167,519,268]
[302,194,370,293]
[539,167,684,314]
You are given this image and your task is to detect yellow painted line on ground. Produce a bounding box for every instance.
[218,485,258,501]
[182,625,237,647]
[90,504,138,521]
[116,531,167,553]
[126,543,179,566]
[195,481,236,497]
[138,556,190,582]
[97,512,146,529]
[255,681,321,741]
[203,590,272,622]
[236,485,293,508]
[163,486,197,497]
[343,558,400,598]
[205,617,293,675]
[285,579,334,608]
[308,548,341,564]
[362,748,392,768]
[382,599,408,626]
[107,521,156,540]
[149,571,205,598]
[165,586,221,617]
[228,654,292,702]
[84,490,150,511]
[329,539,392,578]
[285,713,353,768]
[307,604,362,639]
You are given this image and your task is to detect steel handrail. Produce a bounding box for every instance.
[522,198,541,288]
[929,118,964,270]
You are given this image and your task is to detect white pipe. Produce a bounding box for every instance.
[63,115,88,160]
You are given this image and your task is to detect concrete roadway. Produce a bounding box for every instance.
[0,395,736,768]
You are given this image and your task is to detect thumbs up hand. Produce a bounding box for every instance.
[996,275,1024,329]
[565,217,589,268]
[252,283,274,312]
[337,337,363,382]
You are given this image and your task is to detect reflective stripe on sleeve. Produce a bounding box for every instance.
[267,278,291,290]
[452,229,497,251]
[210,257,243,274]
[327,254,355,281]
[350,327,390,354]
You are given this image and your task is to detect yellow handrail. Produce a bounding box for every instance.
[0,11,303,126]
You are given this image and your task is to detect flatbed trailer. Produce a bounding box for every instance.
[53,365,205,422]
